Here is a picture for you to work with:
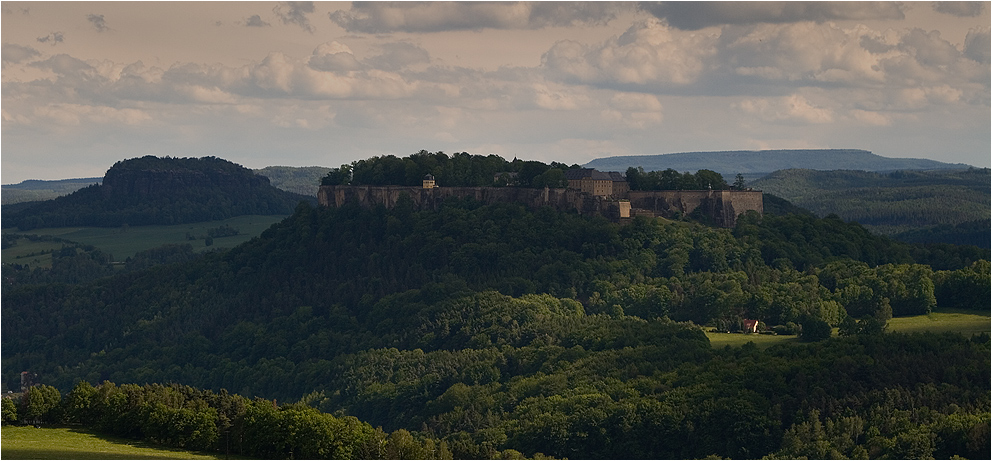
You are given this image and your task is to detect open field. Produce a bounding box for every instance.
[3,215,287,266]
[0,426,217,460]
[705,309,989,348]
[0,239,64,269]
[705,331,799,349]
[888,310,990,336]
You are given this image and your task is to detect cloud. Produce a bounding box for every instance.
[850,109,892,126]
[963,27,991,63]
[308,41,363,72]
[244,14,271,27]
[932,1,985,17]
[31,54,94,75]
[365,42,431,71]
[2,43,41,65]
[601,92,664,128]
[641,1,905,30]
[736,94,834,124]
[542,19,716,88]
[328,2,624,33]
[273,1,315,33]
[87,14,109,32]
[2,5,29,15]
[32,104,151,126]
[37,32,65,46]
[720,22,887,85]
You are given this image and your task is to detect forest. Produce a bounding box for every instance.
[750,168,991,247]
[3,188,989,458]
[3,156,310,231]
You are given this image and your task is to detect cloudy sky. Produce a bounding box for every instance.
[2,1,989,182]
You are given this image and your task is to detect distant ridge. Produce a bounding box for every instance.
[584,149,973,175]
[1,177,103,205]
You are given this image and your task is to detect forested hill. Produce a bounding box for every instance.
[2,156,313,230]
[751,168,991,247]
[3,196,989,458]
[254,166,332,196]
[584,149,972,176]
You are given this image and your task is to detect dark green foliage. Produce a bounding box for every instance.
[321,150,578,188]
[2,196,989,459]
[1,397,16,424]
[4,156,312,230]
[625,167,730,190]
[750,168,991,243]
[799,318,832,341]
[125,244,199,271]
[20,384,61,424]
[934,260,992,311]
[895,219,991,248]
[34,380,448,459]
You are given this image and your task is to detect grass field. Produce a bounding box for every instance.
[705,331,799,349]
[705,309,989,348]
[3,215,288,267]
[0,426,217,460]
[887,310,990,336]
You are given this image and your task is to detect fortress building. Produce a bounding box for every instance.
[318,168,762,227]
[564,168,629,197]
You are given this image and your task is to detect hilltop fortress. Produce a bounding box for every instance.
[318,168,762,227]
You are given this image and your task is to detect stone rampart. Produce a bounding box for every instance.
[317,185,762,227]
[627,190,763,227]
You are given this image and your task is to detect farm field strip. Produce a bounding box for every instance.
[705,310,989,348]
[0,426,217,460]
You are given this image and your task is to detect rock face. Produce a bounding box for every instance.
[318,185,762,227]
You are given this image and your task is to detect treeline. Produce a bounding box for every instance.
[4,156,310,231]
[624,166,733,191]
[322,150,578,188]
[3,381,461,459]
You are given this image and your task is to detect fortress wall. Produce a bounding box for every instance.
[318,185,761,227]
[728,190,764,216]
[627,190,762,227]
[318,185,603,215]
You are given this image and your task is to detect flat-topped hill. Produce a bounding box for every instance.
[3,156,312,230]
[585,149,973,176]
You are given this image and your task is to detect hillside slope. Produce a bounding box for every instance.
[585,149,972,176]
[3,199,988,459]
[750,168,990,246]
[3,156,313,230]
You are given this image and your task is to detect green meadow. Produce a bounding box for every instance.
[3,214,288,267]
[705,331,799,349]
[705,309,989,348]
[887,310,990,336]
[0,426,217,460]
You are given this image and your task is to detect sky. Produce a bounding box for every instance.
[2,1,990,183]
